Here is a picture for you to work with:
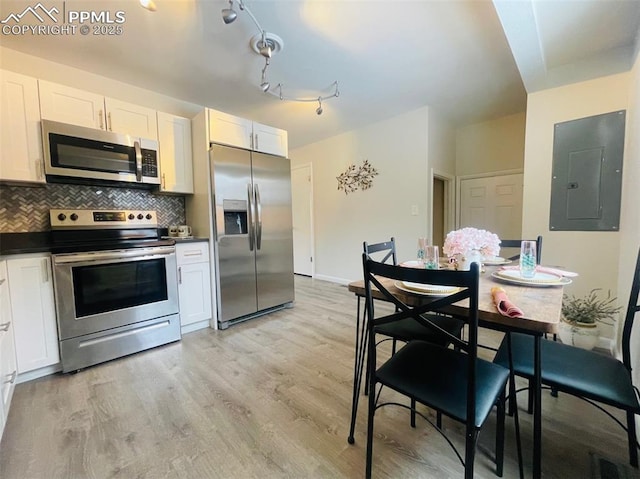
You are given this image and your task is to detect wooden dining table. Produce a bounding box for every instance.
[347,265,566,479]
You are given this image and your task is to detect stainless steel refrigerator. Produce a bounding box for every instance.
[209,143,294,328]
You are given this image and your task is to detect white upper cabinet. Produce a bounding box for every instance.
[105,98,158,140]
[208,109,253,150]
[0,70,45,184]
[157,112,194,194]
[39,81,158,140]
[208,109,288,157]
[39,80,104,129]
[252,121,288,158]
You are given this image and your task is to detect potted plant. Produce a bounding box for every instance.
[558,288,621,350]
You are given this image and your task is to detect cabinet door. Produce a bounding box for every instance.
[253,121,288,157]
[177,252,212,327]
[208,109,252,150]
[105,98,158,140]
[0,70,45,183]
[7,256,60,373]
[39,80,104,129]
[0,260,17,437]
[157,112,193,193]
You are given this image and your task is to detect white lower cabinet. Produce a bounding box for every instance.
[6,255,60,376]
[176,242,212,333]
[0,260,17,440]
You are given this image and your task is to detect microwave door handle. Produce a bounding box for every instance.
[134,140,142,182]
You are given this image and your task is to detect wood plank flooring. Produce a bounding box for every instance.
[0,275,633,478]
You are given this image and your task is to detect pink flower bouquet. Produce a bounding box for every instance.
[443,227,500,259]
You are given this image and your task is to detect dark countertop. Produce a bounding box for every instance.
[161,236,209,243]
[0,232,53,255]
[0,231,207,256]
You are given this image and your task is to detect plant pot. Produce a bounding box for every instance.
[557,318,599,350]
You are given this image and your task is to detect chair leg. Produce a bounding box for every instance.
[364,348,370,396]
[437,412,442,429]
[465,427,478,479]
[527,379,534,414]
[365,382,376,478]
[496,391,505,477]
[627,410,638,467]
[410,398,416,428]
[392,338,397,355]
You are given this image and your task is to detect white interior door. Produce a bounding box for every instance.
[459,173,523,241]
[291,164,313,276]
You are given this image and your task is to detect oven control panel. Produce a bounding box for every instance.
[50,209,158,229]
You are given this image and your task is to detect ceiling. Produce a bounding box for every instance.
[1,0,639,150]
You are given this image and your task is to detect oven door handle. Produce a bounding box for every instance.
[53,246,175,264]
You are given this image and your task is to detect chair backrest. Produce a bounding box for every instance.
[622,247,640,372]
[500,235,543,264]
[363,237,397,265]
[362,255,480,418]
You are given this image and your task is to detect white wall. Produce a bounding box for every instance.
[522,72,632,341]
[290,106,455,283]
[618,53,640,370]
[0,47,201,118]
[428,109,456,175]
[455,112,526,176]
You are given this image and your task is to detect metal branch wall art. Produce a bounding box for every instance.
[336,160,378,195]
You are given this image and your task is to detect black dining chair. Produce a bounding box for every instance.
[493,246,640,467]
[348,238,465,444]
[500,235,543,264]
[364,238,464,356]
[362,258,513,478]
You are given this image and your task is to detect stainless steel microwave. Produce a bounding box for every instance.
[42,120,160,186]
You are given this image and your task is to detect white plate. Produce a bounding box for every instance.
[482,257,512,265]
[400,260,425,269]
[491,271,572,287]
[394,281,460,296]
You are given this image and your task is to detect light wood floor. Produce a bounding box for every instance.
[0,275,633,478]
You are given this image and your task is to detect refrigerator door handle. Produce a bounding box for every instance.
[247,183,255,251]
[255,184,263,250]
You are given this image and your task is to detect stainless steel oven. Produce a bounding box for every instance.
[50,209,180,372]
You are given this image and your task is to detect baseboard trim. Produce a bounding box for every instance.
[313,274,352,286]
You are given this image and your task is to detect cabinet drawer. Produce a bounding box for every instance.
[176,242,209,264]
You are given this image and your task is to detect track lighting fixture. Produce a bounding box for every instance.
[259,31,272,59]
[139,0,157,12]
[221,0,340,115]
[221,0,237,24]
[260,58,270,93]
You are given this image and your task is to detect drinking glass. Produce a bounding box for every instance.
[417,237,427,262]
[424,245,439,269]
[519,240,537,278]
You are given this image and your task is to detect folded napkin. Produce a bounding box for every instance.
[491,286,524,318]
[500,265,578,277]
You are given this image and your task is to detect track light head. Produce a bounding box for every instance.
[139,0,157,11]
[260,81,270,92]
[259,44,272,58]
[221,1,237,24]
[316,97,323,116]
